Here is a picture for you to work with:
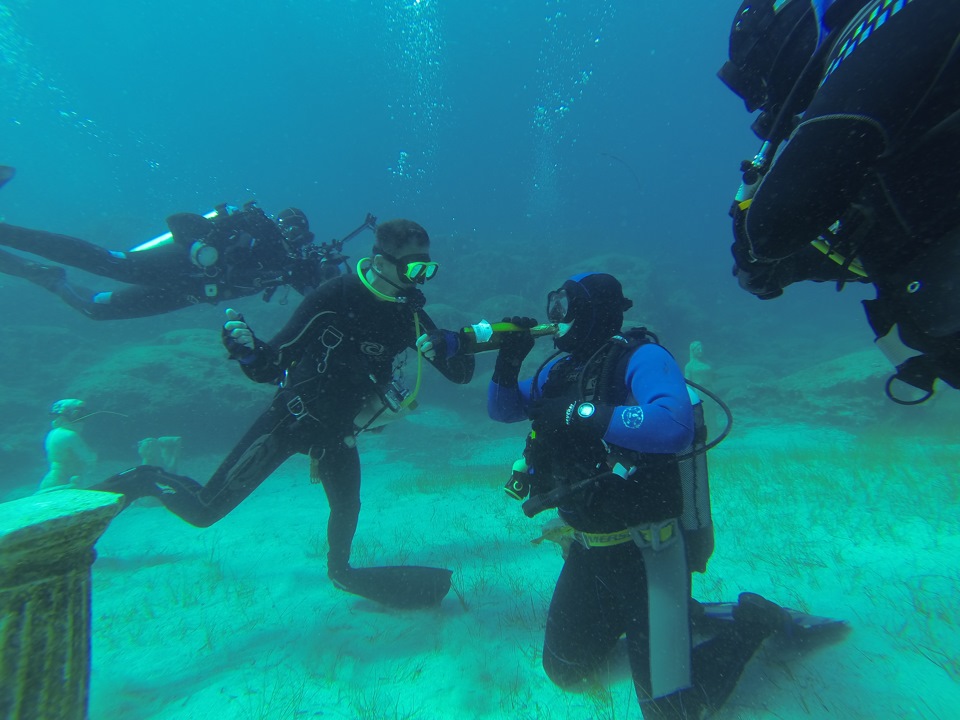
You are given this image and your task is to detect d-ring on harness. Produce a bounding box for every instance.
[316,326,344,374]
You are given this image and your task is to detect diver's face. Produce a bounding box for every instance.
[553,320,581,353]
[281,227,312,251]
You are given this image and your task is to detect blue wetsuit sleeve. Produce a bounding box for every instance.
[602,344,694,454]
[487,376,536,422]
[488,357,561,422]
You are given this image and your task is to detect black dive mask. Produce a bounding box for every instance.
[284,228,315,249]
[278,207,313,248]
[550,274,633,356]
[546,287,573,325]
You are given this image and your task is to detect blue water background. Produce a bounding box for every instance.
[1,0,873,345]
[0,0,893,475]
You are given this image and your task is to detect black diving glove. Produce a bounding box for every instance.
[730,207,786,299]
[733,262,784,300]
[530,398,613,444]
[492,316,538,385]
[731,240,784,300]
[221,308,259,362]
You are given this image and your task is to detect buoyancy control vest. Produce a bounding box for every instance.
[559,327,715,573]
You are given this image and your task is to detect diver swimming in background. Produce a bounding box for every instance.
[0,166,362,319]
[487,272,843,719]
[719,0,960,402]
[93,219,475,608]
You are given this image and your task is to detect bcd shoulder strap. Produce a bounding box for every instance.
[592,326,660,406]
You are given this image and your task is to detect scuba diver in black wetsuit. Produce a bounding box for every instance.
[94,219,475,608]
[489,272,839,719]
[0,167,358,319]
[719,0,960,403]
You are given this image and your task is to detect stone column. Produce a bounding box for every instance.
[0,490,123,720]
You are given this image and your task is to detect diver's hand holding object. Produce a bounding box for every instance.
[491,316,539,383]
[222,307,256,359]
[416,329,460,361]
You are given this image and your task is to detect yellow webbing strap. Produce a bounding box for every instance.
[737,198,868,278]
[810,238,868,277]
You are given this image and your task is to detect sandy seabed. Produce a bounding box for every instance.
[86,408,959,720]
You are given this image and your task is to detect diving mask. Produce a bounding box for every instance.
[376,248,439,284]
[547,287,571,324]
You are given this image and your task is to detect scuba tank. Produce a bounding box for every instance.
[130,202,257,271]
[184,203,251,271]
[189,238,220,269]
[129,208,221,253]
[594,331,714,573]
[678,385,714,574]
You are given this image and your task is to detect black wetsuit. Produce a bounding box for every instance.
[733,0,960,388]
[0,207,332,319]
[94,274,474,577]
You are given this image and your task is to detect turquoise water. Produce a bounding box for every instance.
[1,1,958,718]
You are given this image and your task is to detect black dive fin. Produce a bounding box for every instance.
[0,166,14,190]
[332,565,453,609]
[694,600,849,642]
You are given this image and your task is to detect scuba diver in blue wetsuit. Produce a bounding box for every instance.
[0,166,367,319]
[719,0,960,403]
[487,272,841,719]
